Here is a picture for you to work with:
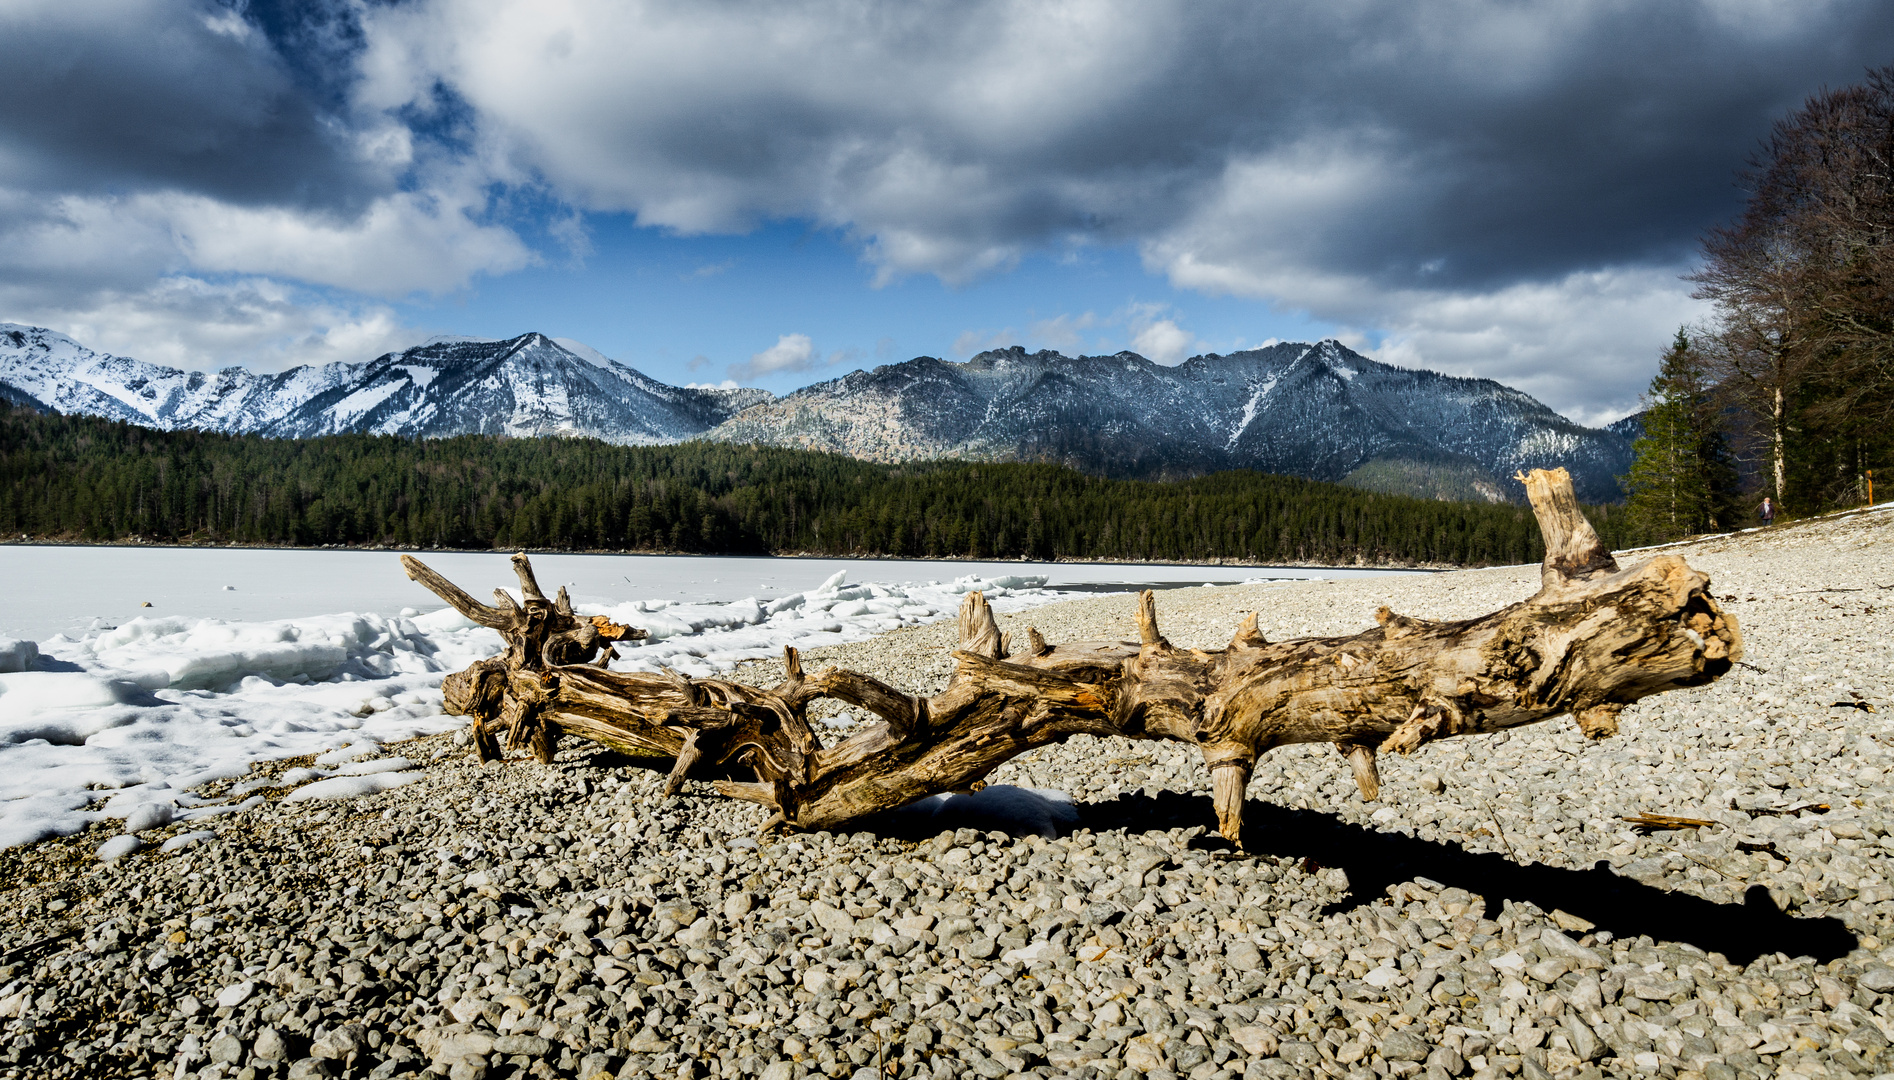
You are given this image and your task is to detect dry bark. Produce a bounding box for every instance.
[402,467,1741,847]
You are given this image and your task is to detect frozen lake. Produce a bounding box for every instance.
[0,545,1418,643]
[0,544,1420,854]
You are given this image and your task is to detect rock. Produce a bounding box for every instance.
[1226,941,1263,971]
[215,981,255,1009]
[208,1032,245,1065]
[676,916,716,945]
[1125,1034,1169,1072]
[311,1024,364,1060]
[1526,958,1574,984]
[724,892,755,920]
[287,1058,336,1080]
[762,1063,796,1080]
[627,1027,671,1054]
[1490,952,1528,976]
[1427,1046,1465,1075]
[1000,939,1063,966]
[255,1027,288,1061]
[1420,773,1446,793]
[1539,928,1603,966]
[1229,1026,1278,1056]
[1549,909,1595,933]
[811,901,856,937]
[493,1034,551,1056]
[422,1029,495,1065]
[651,900,700,930]
[1382,1031,1430,1062]
[1279,1041,1322,1067]
[1861,966,1894,993]
[1563,1014,1603,1061]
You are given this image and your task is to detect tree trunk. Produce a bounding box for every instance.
[1773,383,1788,505]
[402,468,1741,848]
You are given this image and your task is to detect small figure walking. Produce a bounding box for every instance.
[1759,496,1776,526]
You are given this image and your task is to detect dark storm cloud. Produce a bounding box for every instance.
[379,0,1892,292]
[0,0,378,208]
[3,0,1890,415]
[1160,2,1888,291]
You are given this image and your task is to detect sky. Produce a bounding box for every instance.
[1,1,1889,426]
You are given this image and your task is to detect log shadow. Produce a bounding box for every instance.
[1080,790,1857,967]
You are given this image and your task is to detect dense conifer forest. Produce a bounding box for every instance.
[0,407,1630,566]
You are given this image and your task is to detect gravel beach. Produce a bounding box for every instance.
[4,506,1892,1080]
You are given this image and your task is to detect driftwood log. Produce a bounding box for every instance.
[401,468,1741,849]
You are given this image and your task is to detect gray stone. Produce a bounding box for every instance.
[1382,1032,1430,1062]
[288,1058,337,1080]
[1563,1014,1603,1061]
[1860,966,1894,993]
[208,1032,245,1065]
[255,1027,288,1062]
[1279,1041,1322,1067]
[1226,941,1263,972]
[494,1034,553,1056]
[311,1024,364,1060]
[1426,1045,1465,1075]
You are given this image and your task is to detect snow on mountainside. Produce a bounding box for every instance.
[0,324,1635,502]
[266,333,768,442]
[0,324,350,431]
[0,326,767,445]
[705,339,1636,502]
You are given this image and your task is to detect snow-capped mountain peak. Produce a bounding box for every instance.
[0,327,768,445]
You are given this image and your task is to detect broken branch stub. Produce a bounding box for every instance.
[405,467,1740,848]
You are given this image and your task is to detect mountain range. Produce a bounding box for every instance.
[0,324,1636,503]
[0,325,766,445]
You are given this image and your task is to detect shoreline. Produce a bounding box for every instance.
[0,536,1448,574]
[7,497,1888,571]
[1,509,1891,1080]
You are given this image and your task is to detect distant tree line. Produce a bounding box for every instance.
[1626,65,1893,542]
[0,407,1633,566]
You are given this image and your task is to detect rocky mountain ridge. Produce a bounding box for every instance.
[0,326,766,445]
[708,340,1634,502]
[0,325,1634,501]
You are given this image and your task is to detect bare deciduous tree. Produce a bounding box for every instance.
[1693,66,1894,509]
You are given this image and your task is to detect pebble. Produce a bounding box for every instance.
[0,509,1890,1080]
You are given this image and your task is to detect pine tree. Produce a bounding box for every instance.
[1623,330,1737,542]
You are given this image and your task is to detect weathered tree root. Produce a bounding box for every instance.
[402,468,1741,848]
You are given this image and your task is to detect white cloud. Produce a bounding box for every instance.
[1146,191,1708,422]
[730,333,819,381]
[1,275,424,373]
[1362,268,1708,426]
[1129,318,1199,366]
[952,328,1018,358]
[0,182,531,304]
[1028,312,1098,352]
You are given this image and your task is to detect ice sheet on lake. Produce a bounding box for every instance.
[0,563,1071,851]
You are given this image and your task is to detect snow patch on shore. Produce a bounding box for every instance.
[0,562,1071,850]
